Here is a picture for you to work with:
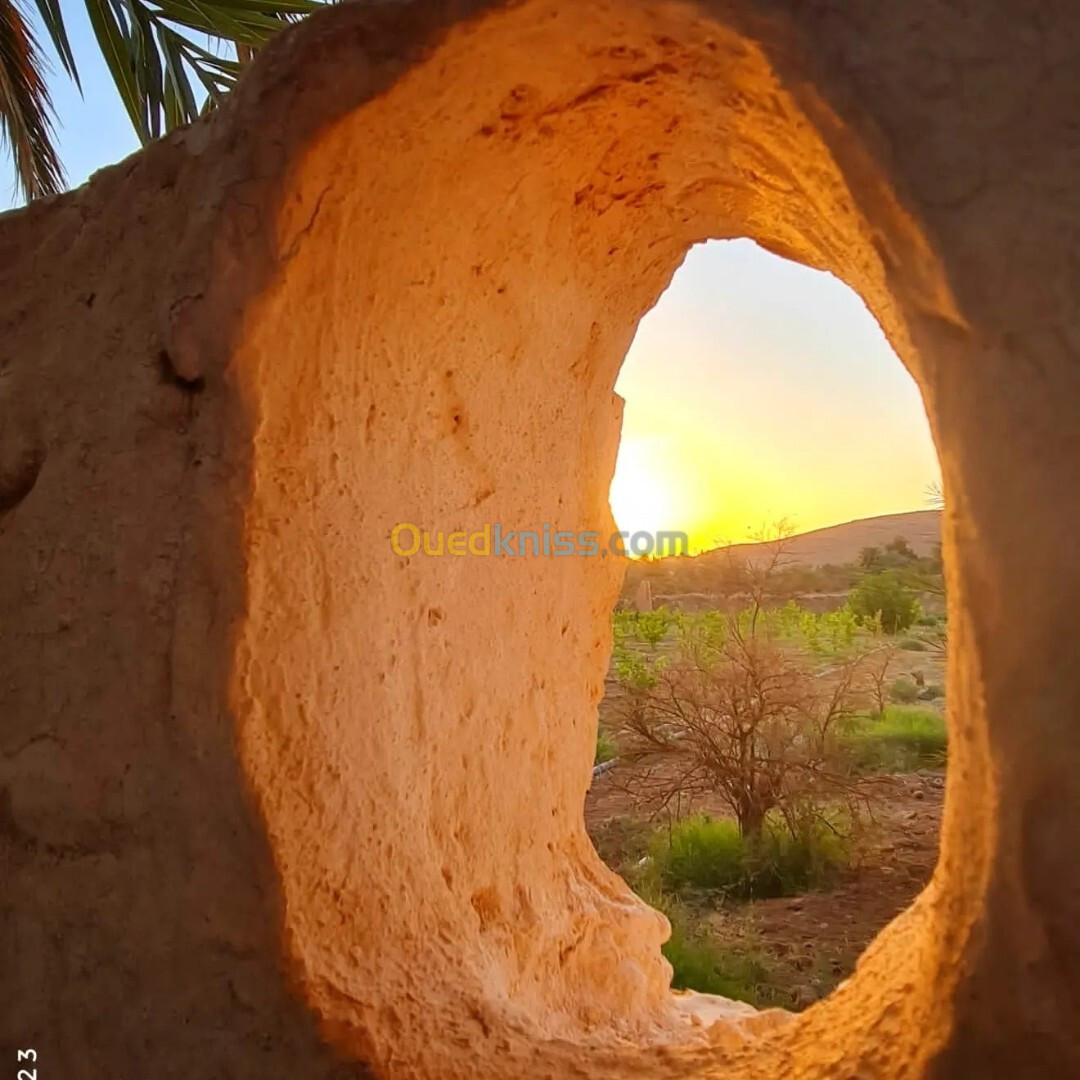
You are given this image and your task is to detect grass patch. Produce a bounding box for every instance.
[888,676,920,703]
[595,727,616,765]
[843,706,947,772]
[662,917,775,1001]
[649,815,745,892]
[646,812,852,900]
[634,883,782,1005]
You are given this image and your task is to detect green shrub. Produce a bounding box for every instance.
[662,920,772,1002]
[636,606,672,647]
[753,812,853,896]
[612,608,638,644]
[595,727,616,765]
[820,608,858,653]
[797,610,822,652]
[848,571,920,634]
[675,609,728,657]
[634,884,775,1003]
[648,812,852,900]
[786,607,858,654]
[888,676,920,703]
[900,638,928,651]
[770,600,803,639]
[842,707,947,772]
[612,645,660,688]
[650,815,747,893]
[916,614,940,627]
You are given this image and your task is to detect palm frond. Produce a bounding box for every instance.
[33,0,79,87]
[2,0,321,203]
[0,0,65,199]
[84,0,148,139]
[83,0,322,145]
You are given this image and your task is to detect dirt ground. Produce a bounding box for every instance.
[585,764,944,1007]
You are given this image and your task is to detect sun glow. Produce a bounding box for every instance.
[608,240,940,554]
[608,428,765,554]
[608,438,677,540]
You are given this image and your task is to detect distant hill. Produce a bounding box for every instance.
[697,510,942,568]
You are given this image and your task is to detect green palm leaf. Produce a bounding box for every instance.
[84,0,148,139]
[3,0,324,202]
[32,0,78,86]
[82,0,321,146]
[0,0,65,198]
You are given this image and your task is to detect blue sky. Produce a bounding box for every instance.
[3,11,939,546]
[2,4,139,208]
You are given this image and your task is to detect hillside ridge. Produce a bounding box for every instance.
[694,509,941,568]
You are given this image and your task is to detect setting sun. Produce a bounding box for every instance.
[609,240,940,552]
[608,438,678,540]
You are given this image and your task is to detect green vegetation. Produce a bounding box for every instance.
[841,707,947,772]
[635,606,673,647]
[648,815,745,892]
[594,727,617,766]
[888,676,920,704]
[632,880,786,1005]
[662,913,775,1002]
[800,607,859,654]
[646,813,853,900]
[848,571,920,634]
[675,609,728,656]
[601,535,948,1013]
[632,603,865,659]
[611,646,661,688]
[612,607,638,645]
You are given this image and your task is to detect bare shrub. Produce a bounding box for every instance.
[863,644,899,718]
[611,613,873,842]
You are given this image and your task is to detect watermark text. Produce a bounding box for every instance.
[390,523,688,558]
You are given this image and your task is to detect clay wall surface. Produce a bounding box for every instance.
[3,1,1079,1076]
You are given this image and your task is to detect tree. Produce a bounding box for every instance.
[2,0,320,202]
[635,606,672,648]
[720,520,798,632]
[848,571,919,634]
[611,607,872,842]
[884,535,916,560]
[858,546,881,571]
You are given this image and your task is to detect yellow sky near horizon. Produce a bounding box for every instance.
[609,241,940,553]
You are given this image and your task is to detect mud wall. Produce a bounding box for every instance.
[2,1,1079,1077]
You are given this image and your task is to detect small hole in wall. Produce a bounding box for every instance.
[590,238,946,1010]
